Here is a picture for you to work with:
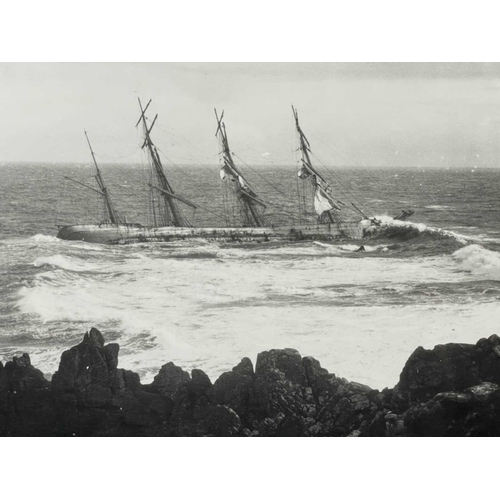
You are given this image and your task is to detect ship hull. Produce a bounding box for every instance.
[56,221,371,245]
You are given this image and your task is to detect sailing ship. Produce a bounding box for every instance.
[57,100,413,244]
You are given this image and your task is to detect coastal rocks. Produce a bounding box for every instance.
[0,353,49,392]
[1,328,500,436]
[52,328,117,391]
[394,334,500,406]
[403,382,500,437]
[248,348,318,436]
[0,354,55,436]
[168,369,220,436]
[149,362,191,399]
[213,357,254,417]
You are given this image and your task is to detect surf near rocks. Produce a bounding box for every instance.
[1,327,500,436]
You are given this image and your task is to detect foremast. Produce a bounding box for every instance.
[214,109,268,227]
[292,106,344,224]
[136,98,197,227]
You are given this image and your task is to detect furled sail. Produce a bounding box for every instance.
[136,98,196,227]
[292,105,346,222]
[214,108,268,227]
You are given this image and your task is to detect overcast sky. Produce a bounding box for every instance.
[1,62,500,168]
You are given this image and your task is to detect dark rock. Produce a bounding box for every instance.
[256,348,308,386]
[250,349,315,428]
[3,353,49,392]
[394,335,500,405]
[52,327,120,396]
[3,329,500,437]
[465,382,500,402]
[213,360,253,417]
[233,357,254,377]
[190,369,212,397]
[149,362,191,398]
[204,405,242,436]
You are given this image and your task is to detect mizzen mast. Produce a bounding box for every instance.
[215,109,268,227]
[136,98,196,227]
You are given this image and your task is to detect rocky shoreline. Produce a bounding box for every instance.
[1,328,500,436]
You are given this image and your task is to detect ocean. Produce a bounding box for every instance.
[1,162,500,390]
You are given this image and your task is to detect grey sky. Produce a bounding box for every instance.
[1,62,500,167]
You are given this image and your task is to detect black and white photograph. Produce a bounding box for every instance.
[2,60,500,439]
[1,2,499,496]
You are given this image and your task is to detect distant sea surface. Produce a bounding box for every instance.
[1,162,500,389]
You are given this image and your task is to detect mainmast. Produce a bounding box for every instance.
[292,106,342,224]
[83,130,119,224]
[214,109,268,227]
[136,98,197,227]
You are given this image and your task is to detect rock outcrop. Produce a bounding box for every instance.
[1,328,500,436]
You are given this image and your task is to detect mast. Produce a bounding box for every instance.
[214,109,268,227]
[83,129,120,224]
[136,98,196,227]
[292,106,342,224]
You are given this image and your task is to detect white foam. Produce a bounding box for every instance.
[30,234,60,244]
[11,237,500,388]
[453,244,500,280]
[33,254,97,272]
[370,216,471,245]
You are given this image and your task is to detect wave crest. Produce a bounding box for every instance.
[366,217,470,249]
[33,254,96,272]
[30,234,60,244]
[453,244,500,280]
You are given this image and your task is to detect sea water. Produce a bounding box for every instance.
[1,162,500,389]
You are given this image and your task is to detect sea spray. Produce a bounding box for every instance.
[3,165,500,390]
[453,244,500,280]
[33,254,99,272]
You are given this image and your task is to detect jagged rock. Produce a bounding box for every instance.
[301,356,380,436]
[213,358,254,417]
[402,381,500,437]
[249,349,316,434]
[395,335,500,405]
[302,356,329,400]
[0,354,53,436]
[256,348,308,386]
[233,357,254,377]
[52,327,119,393]
[189,369,212,397]
[2,354,49,392]
[204,405,242,436]
[165,369,216,436]
[50,328,126,408]
[149,362,191,398]
[111,369,141,393]
[2,329,500,436]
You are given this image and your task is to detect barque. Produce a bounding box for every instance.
[57,101,413,245]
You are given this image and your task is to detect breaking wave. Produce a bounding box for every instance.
[363,217,470,255]
[30,234,61,244]
[33,254,98,272]
[313,241,388,253]
[453,244,500,280]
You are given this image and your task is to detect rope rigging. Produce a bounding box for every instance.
[308,129,412,212]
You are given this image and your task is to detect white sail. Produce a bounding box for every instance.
[314,185,341,215]
[297,167,310,179]
[238,175,249,189]
[220,164,237,182]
